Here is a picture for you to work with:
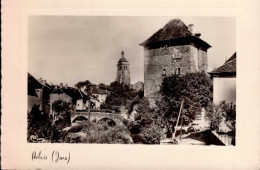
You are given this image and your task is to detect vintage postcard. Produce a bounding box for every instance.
[1,0,260,169]
[27,16,236,146]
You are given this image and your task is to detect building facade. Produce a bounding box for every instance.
[140,19,211,105]
[115,50,131,85]
[28,73,44,112]
[209,52,236,105]
[132,81,144,92]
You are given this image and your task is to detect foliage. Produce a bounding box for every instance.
[222,102,236,132]
[75,123,132,144]
[128,97,163,144]
[27,105,61,142]
[157,72,213,133]
[52,100,73,128]
[206,102,224,131]
[206,101,236,132]
[75,80,92,89]
[141,125,163,144]
[98,83,107,90]
[68,124,84,133]
[102,81,137,111]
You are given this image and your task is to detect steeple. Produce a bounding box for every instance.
[118,50,128,63]
[115,50,131,85]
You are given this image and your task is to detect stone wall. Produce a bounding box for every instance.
[190,45,198,72]
[198,49,208,72]
[143,44,208,106]
[116,62,130,85]
[28,95,42,112]
[144,45,194,98]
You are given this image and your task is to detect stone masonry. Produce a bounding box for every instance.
[115,50,131,85]
[140,19,211,105]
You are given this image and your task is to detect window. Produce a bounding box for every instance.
[162,69,166,76]
[174,68,181,75]
[171,49,181,59]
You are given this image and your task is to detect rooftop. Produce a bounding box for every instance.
[140,19,211,49]
[118,50,128,63]
[209,52,236,75]
[28,73,43,96]
[86,85,107,95]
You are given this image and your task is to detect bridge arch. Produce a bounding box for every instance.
[72,116,88,123]
[97,117,116,127]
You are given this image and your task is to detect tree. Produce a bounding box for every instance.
[128,97,163,144]
[75,80,92,89]
[102,81,137,111]
[98,83,107,90]
[206,101,236,134]
[157,72,213,135]
[52,100,73,128]
[222,102,236,132]
[27,105,61,142]
[206,102,224,131]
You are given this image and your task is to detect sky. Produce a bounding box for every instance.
[28,16,236,86]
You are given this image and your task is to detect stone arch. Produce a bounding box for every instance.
[97,117,116,127]
[72,116,88,123]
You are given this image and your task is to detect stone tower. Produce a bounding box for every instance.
[115,50,131,85]
[139,19,211,105]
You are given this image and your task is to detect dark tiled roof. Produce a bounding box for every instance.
[86,85,107,95]
[52,88,89,104]
[44,83,53,89]
[209,53,236,74]
[28,73,43,96]
[140,19,211,49]
[225,52,236,64]
[141,19,192,45]
[118,56,128,63]
[63,88,89,100]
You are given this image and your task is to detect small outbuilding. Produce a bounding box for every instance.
[209,52,236,106]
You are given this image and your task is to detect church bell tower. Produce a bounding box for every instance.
[115,50,130,85]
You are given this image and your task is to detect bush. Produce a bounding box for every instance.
[141,125,163,144]
[68,124,84,133]
[127,97,163,144]
[80,123,132,144]
[27,107,62,142]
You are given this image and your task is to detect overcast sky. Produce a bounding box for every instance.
[28,16,235,86]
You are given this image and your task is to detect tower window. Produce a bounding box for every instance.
[162,69,166,76]
[175,68,181,75]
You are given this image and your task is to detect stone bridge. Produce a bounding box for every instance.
[70,111,125,126]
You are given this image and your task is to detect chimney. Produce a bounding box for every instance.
[64,83,68,89]
[38,78,46,85]
[188,24,194,34]
[60,83,63,88]
[195,33,201,38]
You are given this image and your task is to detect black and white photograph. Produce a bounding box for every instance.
[27,16,236,145]
[3,0,260,169]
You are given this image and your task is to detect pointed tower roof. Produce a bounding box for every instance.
[140,19,211,49]
[118,50,128,63]
[140,19,192,45]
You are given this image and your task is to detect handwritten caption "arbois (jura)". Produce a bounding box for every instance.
[32,151,70,164]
